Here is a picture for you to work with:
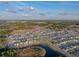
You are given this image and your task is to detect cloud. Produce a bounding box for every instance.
[0,10,79,20]
[20,14,29,17]
[18,6,35,12]
[59,12,79,16]
[0,11,24,20]
[4,9,17,13]
[12,2,35,12]
[0,1,12,4]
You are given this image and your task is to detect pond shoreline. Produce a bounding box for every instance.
[17,45,66,57]
[33,45,66,57]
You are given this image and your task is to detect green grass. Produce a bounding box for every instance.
[0,30,12,35]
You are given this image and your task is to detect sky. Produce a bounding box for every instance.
[0,1,79,20]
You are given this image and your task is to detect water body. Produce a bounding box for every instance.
[0,45,66,57]
[36,45,66,57]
